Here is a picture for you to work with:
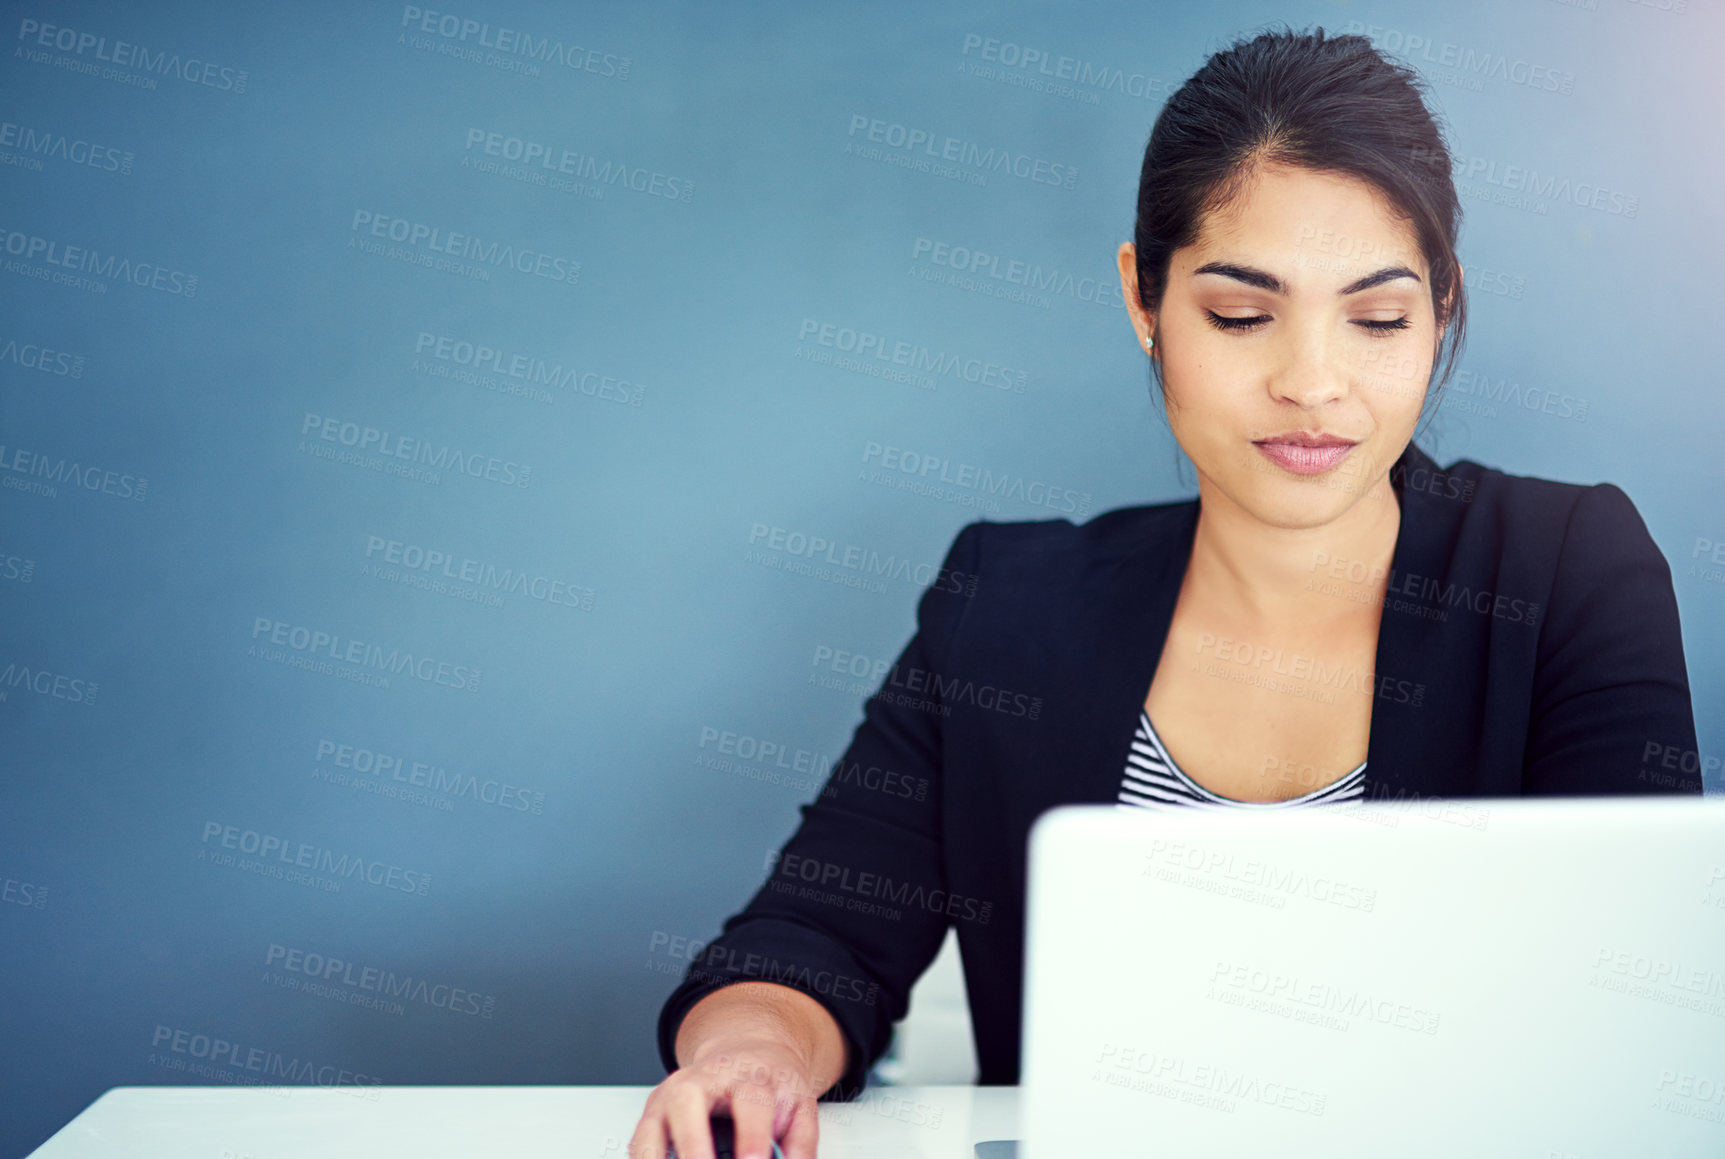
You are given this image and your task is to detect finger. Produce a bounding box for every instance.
[627,1109,672,1159]
[778,1095,821,1159]
[727,1080,778,1159]
[662,1080,720,1159]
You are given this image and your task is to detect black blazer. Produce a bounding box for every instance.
[656,440,1699,1097]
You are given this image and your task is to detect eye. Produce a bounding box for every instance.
[1205,311,1269,333]
[1204,312,1413,336]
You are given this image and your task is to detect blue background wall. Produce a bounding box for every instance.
[3,0,1720,1151]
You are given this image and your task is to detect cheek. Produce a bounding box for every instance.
[1162,341,1258,419]
[1357,344,1434,410]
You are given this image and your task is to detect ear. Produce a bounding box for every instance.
[1117,242,1156,353]
[1438,263,1463,345]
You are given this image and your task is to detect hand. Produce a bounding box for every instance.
[628,1034,823,1159]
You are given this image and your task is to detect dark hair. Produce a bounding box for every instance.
[1133,24,1467,445]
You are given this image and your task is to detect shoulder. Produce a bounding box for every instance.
[1406,447,1661,571]
[917,502,1195,671]
[1396,446,1678,674]
[919,502,1194,654]
[1414,450,1619,519]
[951,498,1199,566]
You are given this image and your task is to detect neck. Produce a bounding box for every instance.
[1185,469,1402,630]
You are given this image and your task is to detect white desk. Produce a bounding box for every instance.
[28,1085,1019,1158]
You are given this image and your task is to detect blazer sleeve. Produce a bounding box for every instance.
[1521,483,1701,794]
[655,520,983,1099]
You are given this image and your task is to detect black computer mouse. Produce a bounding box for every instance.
[668,1114,786,1159]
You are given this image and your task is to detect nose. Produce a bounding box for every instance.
[1267,324,1349,408]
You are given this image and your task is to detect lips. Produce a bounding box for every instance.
[1252,433,1358,476]
[1253,431,1357,448]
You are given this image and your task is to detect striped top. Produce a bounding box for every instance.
[1117,709,1367,811]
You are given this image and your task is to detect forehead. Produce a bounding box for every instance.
[1188,162,1424,274]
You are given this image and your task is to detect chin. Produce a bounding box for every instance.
[1216,466,1370,528]
[1249,491,1355,529]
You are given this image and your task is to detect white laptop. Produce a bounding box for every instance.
[1016,796,1725,1159]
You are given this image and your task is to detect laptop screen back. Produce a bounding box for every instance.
[1020,797,1725,1159]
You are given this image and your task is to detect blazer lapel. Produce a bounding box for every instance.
[1365,440,1470,802]
[1070,500,1200,807]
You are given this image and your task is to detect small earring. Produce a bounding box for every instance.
[1143,335,1155,351]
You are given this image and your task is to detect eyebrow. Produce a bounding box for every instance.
[1192,261,1422,296]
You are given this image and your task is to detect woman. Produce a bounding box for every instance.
[631,25,1699,1159]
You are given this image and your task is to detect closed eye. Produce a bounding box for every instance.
[1205,312,1411,336]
